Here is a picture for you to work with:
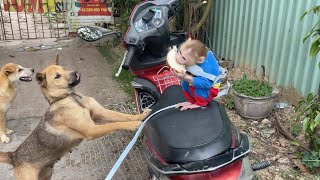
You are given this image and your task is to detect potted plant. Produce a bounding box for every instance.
[232,66,277,119]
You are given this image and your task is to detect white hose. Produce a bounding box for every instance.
[105,104,177,180]
[104,81,231,179]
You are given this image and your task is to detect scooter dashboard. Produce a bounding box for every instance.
[134,7,164,33]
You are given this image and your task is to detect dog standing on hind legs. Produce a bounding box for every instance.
[0,63,34,143]
[0,53,151,180]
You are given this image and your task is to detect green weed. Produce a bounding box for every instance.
[233,74,272,97]
[97,46,135,99]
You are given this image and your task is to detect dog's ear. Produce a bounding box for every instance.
[3,64,15,76]
[5,70,12,75]
[51,53,59,65]
[36,72,47,87]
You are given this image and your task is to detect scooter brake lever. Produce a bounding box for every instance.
[115,51,128,77]
[116,31,122,39]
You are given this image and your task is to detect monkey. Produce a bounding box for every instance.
[171,38,221,110]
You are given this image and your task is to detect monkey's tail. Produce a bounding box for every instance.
[0,152,12,164]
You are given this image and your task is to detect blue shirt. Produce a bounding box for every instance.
[192,51,220,89]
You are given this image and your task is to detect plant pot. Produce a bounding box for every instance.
[232,89,276,119]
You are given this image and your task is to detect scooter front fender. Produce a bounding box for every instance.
[131,78,160,100]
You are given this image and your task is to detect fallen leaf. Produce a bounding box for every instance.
[278,137,288,147]
[293,159,309,173]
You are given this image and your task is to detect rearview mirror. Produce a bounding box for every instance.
[77,26,103,42]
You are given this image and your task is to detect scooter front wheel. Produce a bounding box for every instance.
[134,89,157,113]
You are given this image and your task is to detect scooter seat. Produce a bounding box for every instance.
[144,85,232,164]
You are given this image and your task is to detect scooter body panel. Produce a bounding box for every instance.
[141,86,252,179]
[132,64,181,94]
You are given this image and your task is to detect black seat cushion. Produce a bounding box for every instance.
[144,85,232,164]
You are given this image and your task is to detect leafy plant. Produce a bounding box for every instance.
[294,5,320,172]
[290,120,303,137]
[300,5,320,68]
[292,93,320,170]
[224,94,235,109]
[302,151,320,169]
[294,93,320,150]
[233,74,272,97]
[112,0,140,33]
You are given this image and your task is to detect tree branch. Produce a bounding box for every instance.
[194,1,206,10]
[274,111,311,152]
[193,0,213,34]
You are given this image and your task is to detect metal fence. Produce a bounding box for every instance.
[0,0,68,40]
[207,0,320,96]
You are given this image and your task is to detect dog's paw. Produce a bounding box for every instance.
[141,108,152,117]
[5,129,14,135]
[126,121,142,131]
[0,135,11,143]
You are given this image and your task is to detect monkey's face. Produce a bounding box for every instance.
[176,47,198,66]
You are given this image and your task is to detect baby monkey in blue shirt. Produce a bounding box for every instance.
[171,38,221,110]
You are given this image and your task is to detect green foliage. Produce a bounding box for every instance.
[97,46,135,98]
[233,74,273,97]
[292,92,320,170]
[290,121,303,137]
[224,94,235,110]
[302,151,320,169]
[301,5,320,68]
[294,93,320,147]
[299,5,320,171]
[112,0,141,32]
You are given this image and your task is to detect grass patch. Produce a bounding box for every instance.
[97,45,136,99]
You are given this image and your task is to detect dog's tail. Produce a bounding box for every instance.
[0,152,12,164]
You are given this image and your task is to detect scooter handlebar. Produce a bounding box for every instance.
[122,46,136,70]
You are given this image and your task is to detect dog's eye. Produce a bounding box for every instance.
[18,68,22,72]
[55,74,61,79]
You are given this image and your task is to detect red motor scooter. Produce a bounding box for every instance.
[118,0,186,113]
[77,0,270,179]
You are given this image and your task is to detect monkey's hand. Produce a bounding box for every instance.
[171,69,193,83]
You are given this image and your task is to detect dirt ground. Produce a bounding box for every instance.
[89,45,320,180]
[0,39,149,180]
[0,37,319,179]
[221,66,319,180]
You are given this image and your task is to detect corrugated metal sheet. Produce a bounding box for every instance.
[208,0,320,96]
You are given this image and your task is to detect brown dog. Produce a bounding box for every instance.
[0,54,151,180]
[0,63,34,143]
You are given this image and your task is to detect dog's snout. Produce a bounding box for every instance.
[72,71,78,76]
[69,71,81,87]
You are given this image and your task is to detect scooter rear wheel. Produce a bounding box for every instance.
[134,89,157,113]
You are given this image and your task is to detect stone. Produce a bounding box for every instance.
[261,129,276,138]
[251,121,259,126]
[261,118,271,125]
[274,175,284,180]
